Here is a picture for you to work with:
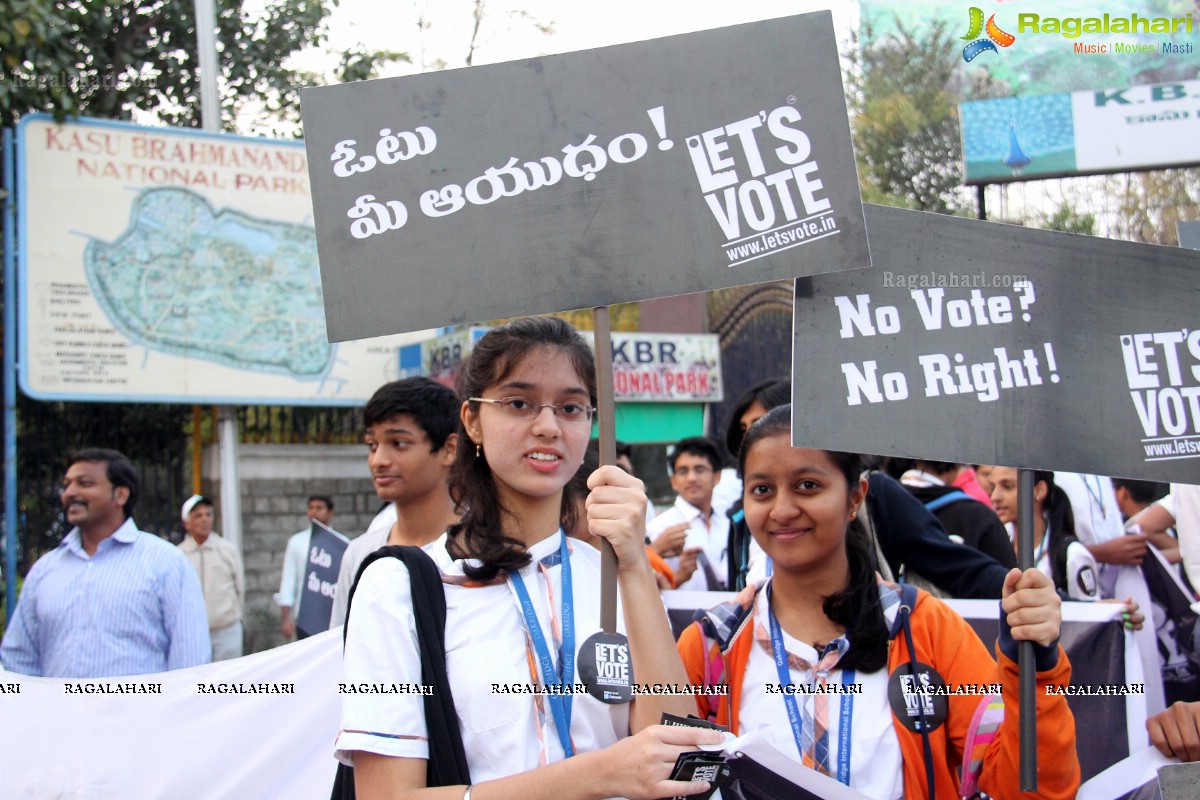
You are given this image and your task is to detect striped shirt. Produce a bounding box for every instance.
[0,518,211,678]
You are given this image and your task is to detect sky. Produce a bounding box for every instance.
[296,0,857,80]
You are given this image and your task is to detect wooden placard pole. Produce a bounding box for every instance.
[1017,467,1037,791]
[592,305,619,635]
[578,306,632,704]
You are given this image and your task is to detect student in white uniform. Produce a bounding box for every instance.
[1053,471,1162,713]
[989,467,1102,603]
[336,317,721,800]
[647,436,730,591]
[329,377,461,628]
[677,407,1082,799]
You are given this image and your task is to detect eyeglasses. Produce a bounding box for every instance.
[470,396,596,423]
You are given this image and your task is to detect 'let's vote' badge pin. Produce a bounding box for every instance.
[578,631,634,704]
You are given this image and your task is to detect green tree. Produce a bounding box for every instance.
[0,0,82,124]
[1109,169,1200,246]
[1039,202,1097,236]
[845,18,970,215]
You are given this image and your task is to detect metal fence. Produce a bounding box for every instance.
[237,405,361,444]
[10,396,193,572]
[708,281,795,455]
[4,396,363,577]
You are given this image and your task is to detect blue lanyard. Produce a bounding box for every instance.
[509,532,575,758]
[1084,475,1108,521]
[767,586,854,785]
[837,672,854,786]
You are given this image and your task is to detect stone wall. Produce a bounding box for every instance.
[202,443,381,655]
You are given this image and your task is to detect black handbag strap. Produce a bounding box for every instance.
[334,545,472,798]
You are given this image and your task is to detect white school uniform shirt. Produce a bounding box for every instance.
[737,587,903,799]
[711,468,743,519]
[1053,473,1124,544]
[1055,472,1164,713]
[329,504,400,628]
[1162,486,1200,612]
[335,531,630,782]
[1004,518,1099,602]
[647,495,730,591]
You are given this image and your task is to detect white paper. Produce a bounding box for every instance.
[716,730,874,800]
[1078,746,1176,800]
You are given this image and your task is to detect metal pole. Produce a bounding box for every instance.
[976,184,987,221]
[193,0,220,131]
[1017,467,1037,791]
[592,306,618,634]
[218,406,242,551]
[4,128,19,624]
[192,0,242,550]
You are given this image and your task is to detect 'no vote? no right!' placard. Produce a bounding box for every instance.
[791,204,1200,484]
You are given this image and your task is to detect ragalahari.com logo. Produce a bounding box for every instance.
[961,7,1016,62]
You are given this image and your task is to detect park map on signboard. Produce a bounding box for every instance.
[16,115,428,405]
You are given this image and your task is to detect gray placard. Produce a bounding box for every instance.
[301,12,869,342]
[792,204,1200,483]
[1159,762,1200,800]
[1180,221,1200,251]
[295,521,348,636]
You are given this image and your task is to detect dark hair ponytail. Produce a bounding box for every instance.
[825,520,889,672]
[1034,470,1078,593]
[739,405,888,672]
[1034,470,1076,539]
[446,317,597,582]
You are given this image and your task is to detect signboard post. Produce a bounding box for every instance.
[579,304,634,703]
[1017,468,1036,789]
[3,128,17,625]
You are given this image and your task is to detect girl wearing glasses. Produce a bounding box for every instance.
[337,316,721,800]
[677,406,1081,800]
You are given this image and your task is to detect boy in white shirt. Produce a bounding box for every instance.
[647,436,729,591]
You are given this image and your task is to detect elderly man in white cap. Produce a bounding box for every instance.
[177,494,245,660]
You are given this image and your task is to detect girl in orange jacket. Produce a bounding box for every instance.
[676,404,1081,799]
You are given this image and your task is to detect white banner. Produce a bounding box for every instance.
[0,630,342,799]
[0,598,1149,797]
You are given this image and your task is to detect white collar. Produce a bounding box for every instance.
[673,494,713,523]
[899,469,945,488]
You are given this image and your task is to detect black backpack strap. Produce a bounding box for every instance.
[333,545,471,799]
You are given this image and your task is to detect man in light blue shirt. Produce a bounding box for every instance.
[1,448,210,678]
